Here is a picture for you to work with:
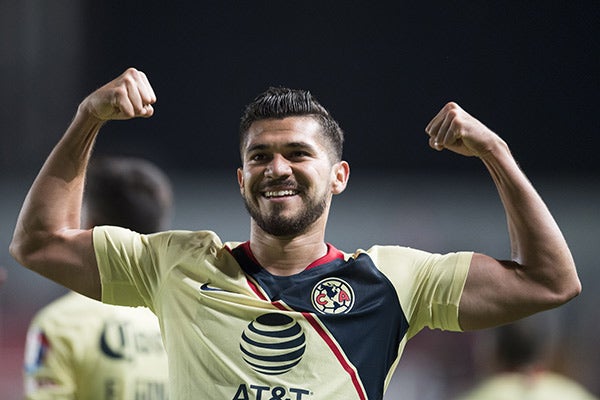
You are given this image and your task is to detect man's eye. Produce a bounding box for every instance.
[250,154,266,162]
[290,151,309,158]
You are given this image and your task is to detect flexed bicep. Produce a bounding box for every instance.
[459,251,576,331]
[10,68,156,300]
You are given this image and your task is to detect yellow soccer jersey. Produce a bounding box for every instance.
[94,227,471,400]
[24,291,169,400]
[456,372,599,400]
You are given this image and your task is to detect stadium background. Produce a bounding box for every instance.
[1,1,598,398]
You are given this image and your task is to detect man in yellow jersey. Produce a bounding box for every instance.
[23,156,172,399]
[11,68,581,399]
[455,313,598,400]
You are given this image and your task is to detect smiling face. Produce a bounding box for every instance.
[237,116,349,238]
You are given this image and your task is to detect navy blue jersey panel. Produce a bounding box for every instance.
[232,247,409,400]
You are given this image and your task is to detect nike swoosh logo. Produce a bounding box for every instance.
[200,283,223,292]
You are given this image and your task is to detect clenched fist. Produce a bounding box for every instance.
[425,102,506,159]
[79,68,156,121]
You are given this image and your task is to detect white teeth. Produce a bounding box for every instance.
[264,190,297,198]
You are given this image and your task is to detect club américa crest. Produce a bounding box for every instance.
[311,277,355,314]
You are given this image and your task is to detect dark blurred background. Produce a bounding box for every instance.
[1,1,598,399]
[2,1,598,176]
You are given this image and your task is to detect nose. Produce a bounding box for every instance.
[265,154,292,178]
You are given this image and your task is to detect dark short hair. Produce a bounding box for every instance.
[84,156,173,233]
[494,313,558,371]
[239,87,344,161]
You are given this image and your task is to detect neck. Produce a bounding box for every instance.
[249,220,328,276]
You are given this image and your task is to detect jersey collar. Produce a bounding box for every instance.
[232,241,344,273]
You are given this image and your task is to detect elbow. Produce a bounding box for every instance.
[562,274,582,302]
[9,236,33,268]
[548,271,582,308]
[9,231,48,271]
[532,254,582,308]
[561,259,583,302]
[9,238,24,265]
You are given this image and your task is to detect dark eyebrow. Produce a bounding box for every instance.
[245,141,318,154]
[246,143,269,154]
[286,142,317,152]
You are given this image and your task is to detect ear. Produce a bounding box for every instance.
[331,161,350,195]
[237,167,245,194]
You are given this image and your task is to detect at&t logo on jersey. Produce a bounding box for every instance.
[240,313,306,375]
[311,277,355,314]
[235,314,312,399]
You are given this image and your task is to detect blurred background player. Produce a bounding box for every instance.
[455,313,598,400]
[23,156,173,399]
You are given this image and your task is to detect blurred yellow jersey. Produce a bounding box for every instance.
[24,291,169,400]
[456,372,599,400]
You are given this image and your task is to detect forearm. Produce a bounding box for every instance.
[481,139,580,298]
[427,102,581,328]
[10,68,155,298]
[10,108,104,264]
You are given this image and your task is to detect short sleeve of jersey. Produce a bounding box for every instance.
[94,226,156,309]
[361,245,472,336]
[93,226,224,310]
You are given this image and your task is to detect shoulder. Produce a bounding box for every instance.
[347,245,468,269]
[94,226,225,255]
[359,245,471,269]
[94,226,220,241]
[342,244,428,261]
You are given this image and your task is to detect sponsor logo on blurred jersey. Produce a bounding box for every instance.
[24,327,50,373]
[100,320,165,360]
